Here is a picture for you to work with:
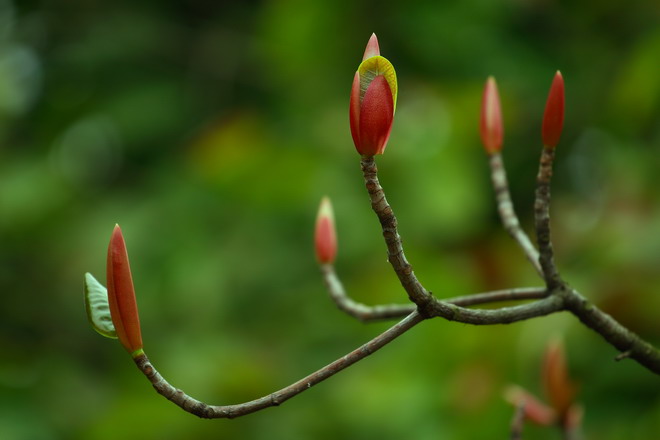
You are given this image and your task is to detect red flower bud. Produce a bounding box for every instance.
[504,385,556,426]
[315,197,337,264]
[542,71,565,148]
[542,338,576,421]
[349,34,398,156]
[107,224,143,356]
[480,76,503,154]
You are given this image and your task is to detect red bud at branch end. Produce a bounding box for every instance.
[542,338,576,421]
[504,385,556,426]
[315,197,337,264]
[107,224,143,355]
[480,76,504,155]
[349,34,397,157]
[542,71,565,148]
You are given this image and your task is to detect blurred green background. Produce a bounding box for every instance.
[1,0,659,439]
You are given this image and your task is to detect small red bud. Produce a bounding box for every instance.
[349,34,397,157]
[314,197,337,264]
[542,71,565,148]
[479,76,503,154]
[107,224,143,356]
[542,338,576,421]
[504,385,556,426]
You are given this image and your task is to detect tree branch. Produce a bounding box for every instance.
[360,157,432,312]
[429,292,564,325]
[133,311,424,418]
[321,263,415,321]
[126,268,660,421]
[321,263,547,321]
[510,400,526,440]
[359,154,660,372]
[534,147,560,286]
[561,287,660,374]
[489,153,543,278]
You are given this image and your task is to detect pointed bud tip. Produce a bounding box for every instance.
[319,195,333,213]
[480,76,503,154]
[542,71,565,148]
[363,33,380,60]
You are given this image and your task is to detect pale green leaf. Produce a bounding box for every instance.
[357,55,398,111]
[84,272,117,339]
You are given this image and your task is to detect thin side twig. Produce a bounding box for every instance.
[489,153,543,278]
[534,147,560,286]
[428,292,564,325]
[446,287,547,307]
[321,263,546,321]
[510,400,526,440]
[321,263,414,321]
[133,311,424,418]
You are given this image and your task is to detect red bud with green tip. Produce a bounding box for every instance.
[107,224,143,356]
[542,71,565,148]
[349,33,398,156]
[315,197,337,264]
[480,76,503,154]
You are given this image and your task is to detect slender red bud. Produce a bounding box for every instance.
[504,385,556,426]
[542,71,565,148]
[349,33,397,156]
[480,76,503,154]
[315,197,337,264]
[107,224,143,356]
[542,338,576,422]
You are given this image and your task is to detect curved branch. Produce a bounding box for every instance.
[360,155,660,373]
[360,157,432,310]
[429,293,564,325]
[132,279,660,421]
[133,311,424,418]
[321,263,414,321]
[446,287,548,307]
[321,263,547,321]
[489,153,543,278]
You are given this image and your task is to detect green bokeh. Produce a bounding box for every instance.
[1,1,659,438]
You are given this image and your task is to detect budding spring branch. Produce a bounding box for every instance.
[132,150,660,419]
